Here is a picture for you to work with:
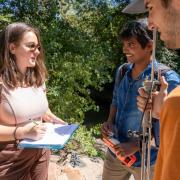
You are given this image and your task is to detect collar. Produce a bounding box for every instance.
[126,60,158,80]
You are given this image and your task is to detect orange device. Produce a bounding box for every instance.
[102,136,136,167]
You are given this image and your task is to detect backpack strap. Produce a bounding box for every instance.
[116,63,130,85]
[116,62,171,85]
[154,63,171,79]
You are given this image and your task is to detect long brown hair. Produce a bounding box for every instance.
[0,22,47,88]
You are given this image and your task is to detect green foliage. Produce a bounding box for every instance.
[66,125,98,157]
[156,40,180,73]
[0,14,12,29]
[90,123,102,137]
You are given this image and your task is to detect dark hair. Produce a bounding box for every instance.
[119,21,153,49]
[0,22,47,88]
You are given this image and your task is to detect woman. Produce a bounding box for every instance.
[0,22,65,179]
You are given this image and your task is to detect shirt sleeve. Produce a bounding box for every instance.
[164,70,180,93]
[40,82,47,93]
[111,81,118,106]
[111,67,121,106]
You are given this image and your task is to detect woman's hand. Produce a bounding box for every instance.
[42,109,67,125]
[17,122,47,140]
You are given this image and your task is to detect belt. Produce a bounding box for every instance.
[108,148,116,158]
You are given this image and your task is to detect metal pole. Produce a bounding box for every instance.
[140,29,157,180]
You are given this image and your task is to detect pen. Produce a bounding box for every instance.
[29,118,40,125]
[32,120,39,125]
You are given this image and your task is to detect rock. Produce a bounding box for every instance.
[48,154,103,180]
[95,138,107,153]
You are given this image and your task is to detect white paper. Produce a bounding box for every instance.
[19,123,79,149]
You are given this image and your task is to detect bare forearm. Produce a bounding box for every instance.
[0,125,23,141]
[107,105,117,123]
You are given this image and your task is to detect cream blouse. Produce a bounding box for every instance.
[0,83,49,125]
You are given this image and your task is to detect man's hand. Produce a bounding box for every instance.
[137,76,168,119]
[101,121,114,137]
[114,141,139,157]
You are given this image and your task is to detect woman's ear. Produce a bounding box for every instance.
[9,43,16,54]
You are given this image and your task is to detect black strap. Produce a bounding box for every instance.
[154,63,171,78]
[116,63,130,85]
[116,62,171,85]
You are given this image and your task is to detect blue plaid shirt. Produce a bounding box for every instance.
[112,60,180,167]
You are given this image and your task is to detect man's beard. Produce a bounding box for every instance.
[164,5,180,49]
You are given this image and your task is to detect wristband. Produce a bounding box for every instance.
[13,126,20,144]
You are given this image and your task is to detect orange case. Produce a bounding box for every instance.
[102,136,136,167]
